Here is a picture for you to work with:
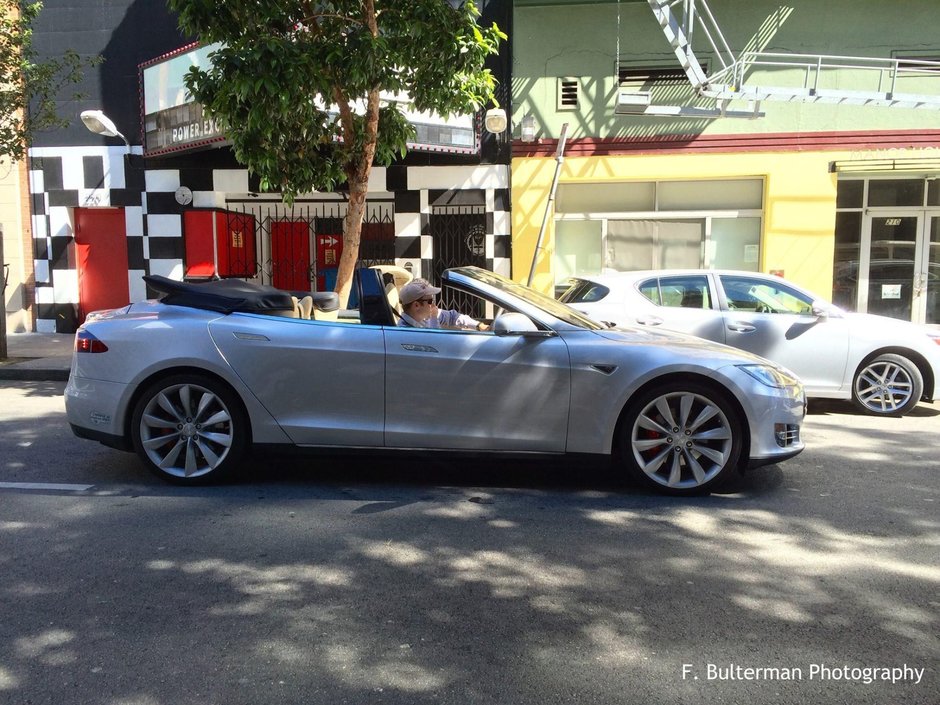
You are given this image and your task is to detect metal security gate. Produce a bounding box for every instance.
[430,205,486,316]
[223,200,395,292]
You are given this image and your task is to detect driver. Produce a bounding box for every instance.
[397,278,489,331]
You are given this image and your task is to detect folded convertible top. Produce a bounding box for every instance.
[144,275,295,314]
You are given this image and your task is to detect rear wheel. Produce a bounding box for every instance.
[852,353,923,417]
[131,374,248,484]
[621,380,744,495]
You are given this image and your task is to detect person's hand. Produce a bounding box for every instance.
[429,303,440,319]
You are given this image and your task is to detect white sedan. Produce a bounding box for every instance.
[559,270,940,417]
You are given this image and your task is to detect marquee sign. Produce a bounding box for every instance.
[141,43,478,158]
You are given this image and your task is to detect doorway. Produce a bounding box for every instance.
[74,207,129,325]
[857,211,940,324]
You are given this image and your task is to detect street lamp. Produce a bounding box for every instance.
[80,109,129,146]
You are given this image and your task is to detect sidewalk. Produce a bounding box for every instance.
[0,333,73,381]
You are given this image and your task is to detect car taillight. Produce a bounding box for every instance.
[75,330,109,353]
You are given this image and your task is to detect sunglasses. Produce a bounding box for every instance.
[415,298,434,305]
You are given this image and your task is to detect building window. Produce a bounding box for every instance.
[553,178,763,284]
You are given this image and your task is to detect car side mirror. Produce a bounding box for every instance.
[811,300,830,319]
[493,312,554,337]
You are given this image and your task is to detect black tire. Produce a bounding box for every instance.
[852,353,923,417]
[130,373,249,484]
[620,380,745,495]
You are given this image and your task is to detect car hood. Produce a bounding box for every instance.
[592,325,775,366]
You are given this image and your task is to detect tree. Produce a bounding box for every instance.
[169,0,505,306]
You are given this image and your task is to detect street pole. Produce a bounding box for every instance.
[526,123,568,288]
[0,224,7,359]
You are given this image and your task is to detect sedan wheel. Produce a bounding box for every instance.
[623,381,743,494]
[852,353,923,417]
[131,374,248,484]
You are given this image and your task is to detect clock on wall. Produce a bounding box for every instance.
[175,186,193,206]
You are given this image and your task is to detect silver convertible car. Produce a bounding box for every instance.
[66,267,805,494]
[559,270,940,417]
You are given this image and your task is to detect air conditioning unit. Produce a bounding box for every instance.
[615,89,652,114]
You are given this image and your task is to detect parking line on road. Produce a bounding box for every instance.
[0,482,93,492]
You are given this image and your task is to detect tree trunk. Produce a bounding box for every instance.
[333,83,380,309]
[334,178,367,309]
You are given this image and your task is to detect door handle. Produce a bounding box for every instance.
[636,315,663,326]
[727,322,756,333]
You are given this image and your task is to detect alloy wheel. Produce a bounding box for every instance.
[854,359,916,414]
[631,391,734,490]
[138,383,234,479]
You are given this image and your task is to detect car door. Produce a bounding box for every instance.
[717,274,850,393]
[384,326,571,451]
[631,274,727,343]
[210,315,386,446]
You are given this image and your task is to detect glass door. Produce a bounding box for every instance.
[863,213,921,321]
[924,216,940,325]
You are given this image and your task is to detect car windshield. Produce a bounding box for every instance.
[456,268,606,330]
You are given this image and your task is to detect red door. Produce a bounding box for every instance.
[74,208,129,323]
[271,221,311,291]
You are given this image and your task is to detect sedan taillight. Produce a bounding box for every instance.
[75,330,109,353]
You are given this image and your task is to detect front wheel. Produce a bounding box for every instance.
[131,374,249,484]
[620,380,744,495]
[852,353,923,417]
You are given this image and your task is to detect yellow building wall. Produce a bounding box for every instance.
[511,150,849,298]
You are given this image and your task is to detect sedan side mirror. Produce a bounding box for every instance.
[493,312,554,337]
[811,300,830,319]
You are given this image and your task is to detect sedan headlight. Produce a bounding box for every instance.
[737,363,801,389]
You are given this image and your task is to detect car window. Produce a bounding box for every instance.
[653,276,712,309]
[720,275,814,314]
[637,278,661,306]
[556,279,611,304]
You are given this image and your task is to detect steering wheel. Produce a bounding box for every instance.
[755,303,772,314]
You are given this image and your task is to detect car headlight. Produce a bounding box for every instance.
[737,363,800,389]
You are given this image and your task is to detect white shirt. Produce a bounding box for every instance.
[398,309,481,329]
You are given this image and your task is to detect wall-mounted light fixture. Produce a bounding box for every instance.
[520,114,538,142]
[80,109,129,146]
[484,107,508,134]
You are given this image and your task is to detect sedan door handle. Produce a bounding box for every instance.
[727,322,756,333]
[636,315,663,326]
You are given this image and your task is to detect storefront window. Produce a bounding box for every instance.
[836,180,864,209]
[709,217,761,270]
[556,182,655,213]
[554,220,603,281]
[867,179,925,207]
[832,211,862,310]
[606,219,703,271]
[657,179,762,210]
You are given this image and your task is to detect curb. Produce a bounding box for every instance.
[0,368,70,382]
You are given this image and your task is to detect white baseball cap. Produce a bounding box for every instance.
[399,278,442,305]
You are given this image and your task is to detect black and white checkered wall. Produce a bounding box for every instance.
[28,146,511,332]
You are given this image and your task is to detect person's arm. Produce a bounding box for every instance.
[436,308,486,330]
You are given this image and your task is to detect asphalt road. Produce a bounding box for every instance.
[1,381,937,705]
